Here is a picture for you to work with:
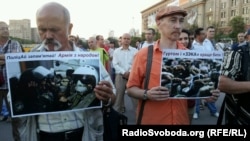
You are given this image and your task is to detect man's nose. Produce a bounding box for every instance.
[174,21,182,29]
[45,31,53,39]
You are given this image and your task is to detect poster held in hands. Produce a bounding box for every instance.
[161,49,223,99]
[5,51,102,117]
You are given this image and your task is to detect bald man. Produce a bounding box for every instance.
[112,33,138,113]
[14,2,115,141]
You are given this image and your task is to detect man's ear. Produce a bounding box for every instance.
[68,23,73,35]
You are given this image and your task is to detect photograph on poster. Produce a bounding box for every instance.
[161,50,223,99]
[5,51,101,117]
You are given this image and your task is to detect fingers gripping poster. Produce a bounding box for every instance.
[5,51,101,117]
[161,49,223,99]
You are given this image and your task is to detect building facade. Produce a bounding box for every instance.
[9,19,32,40]
[8,19,40,42]
[141,0,250,34]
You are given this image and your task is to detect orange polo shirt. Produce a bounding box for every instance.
[127,40,189,125]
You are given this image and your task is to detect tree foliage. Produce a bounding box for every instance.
[229,16,245,39]
[187,24,198,33]
[9,36,35,44]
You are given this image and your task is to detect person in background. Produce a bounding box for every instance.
[179,28,194,123]
[126,6,220,125]
[191,28,214,51]
[135,40,140,50]
[113,33,138,113]
[191,27,219,119]
[14,2,115,141]
[139,28,155,49]
[206,26,216,49]
[108,41,116,84]
[231,32,247,51]
[189,30,195,44]
[179,29,192,49]
[245,29,250,42]
[1,100,9,121]
[104,39,110,49]
[118,36,122,47]
[215,39,226,51]
[96,35,109,71]
[68,35,78,45]
[218,36,250,125]
[88,37,109,69]
[0,21,23,141]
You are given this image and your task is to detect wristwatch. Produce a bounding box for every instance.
[143,90,148,100]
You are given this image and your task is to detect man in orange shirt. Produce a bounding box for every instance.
[126,6,220,125]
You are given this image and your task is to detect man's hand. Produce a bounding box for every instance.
[122,71,130,80]
[94,80,115,105]
[147,86,170,101]
[205,89,220,102]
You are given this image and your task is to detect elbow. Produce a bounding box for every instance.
[127,88,132,97]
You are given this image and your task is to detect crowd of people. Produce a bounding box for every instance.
[1,2,250,141]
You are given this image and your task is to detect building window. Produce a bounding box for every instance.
[243,7,248,14]
[221,11,226,18]
[220,21,226,26]
[231,0,236,6]
[245,17,249,23]
[231,10,236,16]
[221,2,226,9]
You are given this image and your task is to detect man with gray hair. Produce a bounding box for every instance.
[14,2,115,141]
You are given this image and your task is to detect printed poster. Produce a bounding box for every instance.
[161,49,223,99]
[5,51,102,117]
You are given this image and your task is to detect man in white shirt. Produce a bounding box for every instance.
[112,33,138,113]
[191,28,214,51]
[206,26,216,49]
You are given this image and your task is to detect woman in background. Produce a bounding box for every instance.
[179,29,192,49]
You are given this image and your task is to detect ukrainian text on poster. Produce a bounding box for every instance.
[5,51,101,117]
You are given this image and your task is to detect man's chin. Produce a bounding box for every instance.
[45,45,61,51]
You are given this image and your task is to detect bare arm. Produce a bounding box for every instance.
[218,75,250,94]
[127,86,145,100]
[127,86,169,101]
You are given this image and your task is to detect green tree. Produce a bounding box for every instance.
[107,37,119,47]
[188,24,198,34]
[10,36,35,44]
[229,16,245,39]
[130,36,141,47]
